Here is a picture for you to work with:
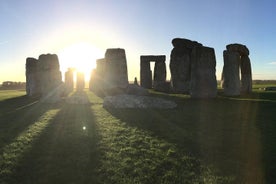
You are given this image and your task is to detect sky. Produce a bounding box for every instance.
[0,0,276,84]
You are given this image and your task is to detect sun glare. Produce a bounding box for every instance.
[58,42,104,81]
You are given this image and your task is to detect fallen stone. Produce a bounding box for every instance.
[103,95,177,109]
[126,84,149,95]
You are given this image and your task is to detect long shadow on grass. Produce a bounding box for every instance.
[9,91,101,184]
[105,92,273,183]
[0,94,61,151]
[252,95,276,183]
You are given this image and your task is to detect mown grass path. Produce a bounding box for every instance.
[0,89,275,183]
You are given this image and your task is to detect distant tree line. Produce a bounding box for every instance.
[252,80,276,85]
[0,81,26,90]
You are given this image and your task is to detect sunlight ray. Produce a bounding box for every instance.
[0,109,60,179]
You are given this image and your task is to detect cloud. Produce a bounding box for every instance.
[268,62,276,65]
[0,40,9,45]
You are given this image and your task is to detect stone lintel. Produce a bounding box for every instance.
[172,38,202,49]
[140,55,166,62]
[226,43,249,56]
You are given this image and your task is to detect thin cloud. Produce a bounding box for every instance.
[268,62,276,65]
[0,40,9,45]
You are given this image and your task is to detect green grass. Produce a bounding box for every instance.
[0,87,275,183]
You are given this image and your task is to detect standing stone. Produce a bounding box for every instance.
[65,68,74,95]
[105,49,129,90]
[25,57,40,97]
[38,54,63,103]
[190,46,217,98]
[170,48,191,93]
[89,58,107,95]
[221,43,252,95]
[222,50,241,96]
[153,60,166,91]
[170,38,202,93]
[140,60,152,88]
[140,55,166,91]
[76,72,85,91]
[240,55,252,94]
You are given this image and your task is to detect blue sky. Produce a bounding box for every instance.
[0,0,276,83]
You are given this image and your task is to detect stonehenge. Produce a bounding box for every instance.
[25,40,253,101]
[25,54,63,102]
[221,43,252,95]
[140,55,169,92]
[170,38,217,98]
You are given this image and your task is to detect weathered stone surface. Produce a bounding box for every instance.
[172,38,202,49]
[25,57,40,97]
[140,55,165,61]
[222,51,241,96]
[240,55,252,94]
[170,38,202,93]
[65,68,74,95]
[170,48,191,93]
[140,55,166,91]
[38,54,63,103]
[190,46,217,98]
[103,94,177,109]
[140,60,152,88]
[226,43,249,56]
[105,48,129,89]
[89,58,107,94]
[221,43,252,95]
[90,49,130,96]
[76,72,85,91]
[153,61,166,91]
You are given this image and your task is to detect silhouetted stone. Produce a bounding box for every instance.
[221,43,252,95]
[172,38,202,49]
[25,57,40,97]
[222,51,241,96]
[38,54,63,103]
[140,59,152,88]
[226,43,249,56]
[153,60,166,91]
[170,48,191,93]
[89,58,107,95]
[76,72,85,91]
[105,48,129,90]
[140,55,166,91]
[240,55,252,94]
[90,49,130,96]
[65,68,74,95]
[190,46,217,98]
[170,38,202,93]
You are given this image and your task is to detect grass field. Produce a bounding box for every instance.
[0,88,275,184]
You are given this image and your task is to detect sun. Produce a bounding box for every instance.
[58,42,104,81]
